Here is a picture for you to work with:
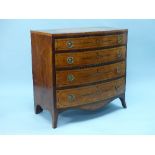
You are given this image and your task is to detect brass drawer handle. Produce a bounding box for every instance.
[115,85,119,91]
[68,94,76,102]
[117,50,122,58]
[118,35,123,44]
[66,40,73,48]
[67,74,75,81]
[67,57,74,64]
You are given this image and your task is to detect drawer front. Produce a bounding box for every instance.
[56,61,125,88]
[56,77,125,108]
[55,46,126,68]
[55,33,127,51]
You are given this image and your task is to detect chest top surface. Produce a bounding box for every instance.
[31,26,128,36]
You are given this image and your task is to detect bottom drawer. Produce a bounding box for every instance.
[56,77,125,108]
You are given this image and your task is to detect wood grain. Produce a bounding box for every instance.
[35,27,127,35]
[55,46,126,68]
[31,32,58,128]
[56,61,125,88]
[55,33,127,51]
[31,27,128,128]
[31,32,53,110]
[56,77,125,108]
[79,97,117,110]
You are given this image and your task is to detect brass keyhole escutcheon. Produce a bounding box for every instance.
[96,39,100,44]
[67,57,74,64]
[68,94,76,102]
[66,40,73,48]
[67,74,75,82]
[118,35,123,44]
[117,50,122,58]
[116,66,121,74]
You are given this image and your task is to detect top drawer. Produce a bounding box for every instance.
[55,33,127,51]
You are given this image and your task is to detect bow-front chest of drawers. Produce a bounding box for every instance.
[31,27,128,128]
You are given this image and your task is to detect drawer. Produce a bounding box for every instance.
[56,77,125,108]
[55,46,126,68]
[55,33,127,51]
[56,61,125,88]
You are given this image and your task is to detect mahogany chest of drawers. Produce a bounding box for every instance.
[31,27,128,128]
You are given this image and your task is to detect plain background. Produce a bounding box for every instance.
[0,19,155,134]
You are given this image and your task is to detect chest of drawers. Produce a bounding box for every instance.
[31,27,128,128]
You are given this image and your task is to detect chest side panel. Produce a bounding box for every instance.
[31,32,54,110]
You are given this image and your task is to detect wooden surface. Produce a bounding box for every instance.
[56,61,125,88]
[34,27,127,34]
[31,32,53,111]
[56,77,125,108]
[79,93,126,110]
[55,46,126,68]
[55,34,127,51]
[79,99,111,110]
[79,96,119,110]
[31,27,128,128]
[31,32,58,128]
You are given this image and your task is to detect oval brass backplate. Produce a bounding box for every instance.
[68,94,76,102]
[67,74,75,82]
[67,57,74,64]
[66,41,73,48]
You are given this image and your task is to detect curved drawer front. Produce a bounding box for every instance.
[55,46,126,68]
[56,61,125,88]
[55,33,127,51]
[56,77,125,108]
